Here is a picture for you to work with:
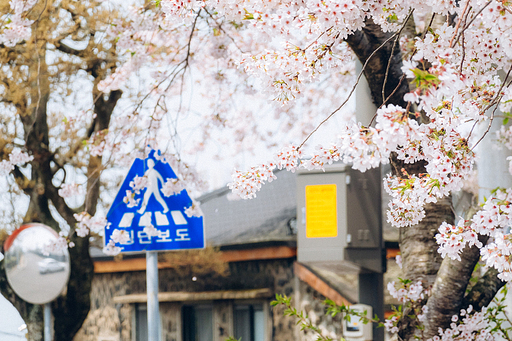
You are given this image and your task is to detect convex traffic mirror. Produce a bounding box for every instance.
[4,223,70,304]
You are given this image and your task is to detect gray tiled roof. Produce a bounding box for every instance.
[198,170,297,247]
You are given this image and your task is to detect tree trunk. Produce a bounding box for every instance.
[52,79,121,341]
[344,16,507,341]
[53,236,94,341]
[0,6,122,340]
[4,16,57,340]
[346,18,409,109]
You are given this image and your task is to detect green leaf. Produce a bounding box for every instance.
[225,337,241,341]
[411,68,440,89]
[398,277,412,285]
[243,9,254,20]
[386,13,398,23]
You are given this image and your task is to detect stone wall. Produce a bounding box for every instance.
[74,257,298,341]
[296,280,345,341]
[212,301,232,341]
[74,272,134,341]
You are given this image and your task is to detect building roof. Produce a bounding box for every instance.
[198,169,297,248]
[92,163,401,262]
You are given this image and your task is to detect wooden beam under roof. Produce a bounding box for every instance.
[94,245,297,273]
[113,288,273,304]
[93,246,400,273]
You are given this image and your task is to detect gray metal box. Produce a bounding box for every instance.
[297,164,384,273]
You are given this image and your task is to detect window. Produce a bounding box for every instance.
[182,305,213,341]
[135,305,148,341]
[135,304,163,341]
[233,304,265,341]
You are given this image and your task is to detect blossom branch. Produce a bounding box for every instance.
[298,12,413,150]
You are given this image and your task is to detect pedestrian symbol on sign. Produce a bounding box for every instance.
[138,159,169,214]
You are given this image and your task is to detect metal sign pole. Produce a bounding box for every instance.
[104,150,204,340]
[147,251,160,341]
[44,303,51,341]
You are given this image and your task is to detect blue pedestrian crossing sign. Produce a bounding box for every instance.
[104,150,205,252]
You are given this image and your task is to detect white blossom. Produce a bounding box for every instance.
[58,183,82,198]
[103,240,122,256]
[111,229,131,244]
[143,224,160,237]
[161,178,185,196]
[184,200,203,218]
[129,175,148,194]
[123,190,140,208]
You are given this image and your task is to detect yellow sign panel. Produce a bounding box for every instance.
[305,184,338,238]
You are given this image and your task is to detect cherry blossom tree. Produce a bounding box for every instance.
[0,0,125,340]
[3,0,512,340]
